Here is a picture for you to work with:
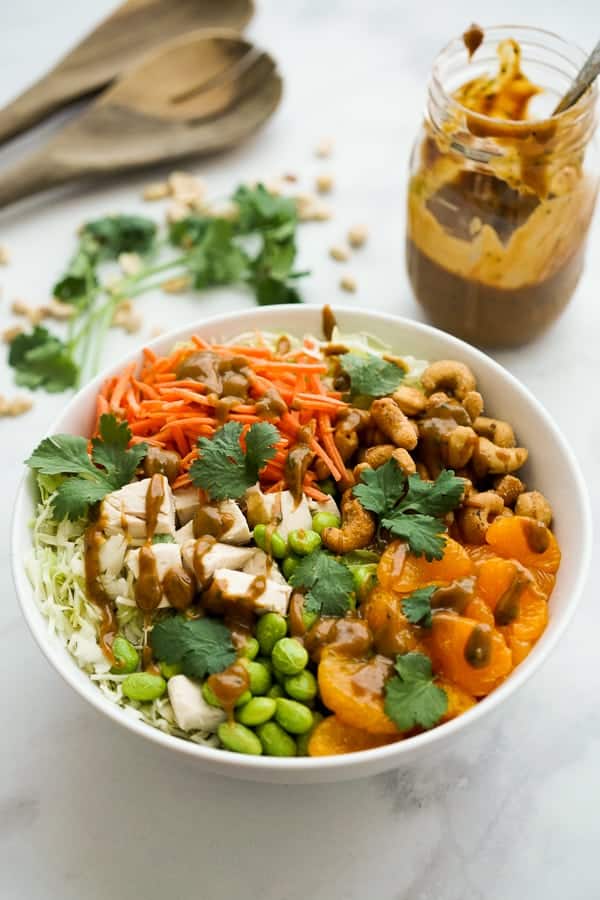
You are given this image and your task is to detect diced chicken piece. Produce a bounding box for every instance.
[181,540,255,586]
[242,549,287,585]
[245,487,312,540]
[97,533,129,599]
[218,500,251,545]
[173,487,200,526]
[126,542,186,607]
[212,569,292,615]
[175,520,195,545]
[102,476,175,543]
[308,495,340,518]
[167,675,226,732]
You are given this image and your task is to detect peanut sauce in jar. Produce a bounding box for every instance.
[406,26,599,347]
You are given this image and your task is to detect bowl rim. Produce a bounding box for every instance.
[11,304,593,775]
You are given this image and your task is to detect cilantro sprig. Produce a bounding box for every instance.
[289,550,355,617]
[8,326,78,392]
[384,652,447,731]
[340,352,405,398]
[401,586,436,627]
[26,413,148,520]
[353,460,465,561]
[190,421,279,501]
[151,616,236,679]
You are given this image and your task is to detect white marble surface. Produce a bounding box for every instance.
[1,2,599,898]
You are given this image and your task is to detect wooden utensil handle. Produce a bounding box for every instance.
[0,78,88,145]
[0,152,74,209]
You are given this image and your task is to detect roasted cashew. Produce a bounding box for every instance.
[322,489,376,552]
[493,474,525,507]
[458,491,505,544]
[421,360,477,401]
[473,416,516,448]
[462,391,484,423]
[370,398,418,449]
[426,391,450,409]
[440,425,478,469]
[392,385,427,416]
[334,408,369,462]
[334,427,359,462]
[515,491,553,527]
[363,444,416,474]
[472,437,528,478]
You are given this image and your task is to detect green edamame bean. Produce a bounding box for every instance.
[275,697,314,734]
[236,696,277,726]
[296,712,324,756]
[271,638,308,676]
[284,669,317,702]
[159,660,182,679]
[110,636,139,674]
[202,682,251,708]
[253,525,287,558]
[349,564,378,598]
[218,722,263,755]
[240,636,260,660]
[267,684,284,699]
[282,555,300,579]
[311,511,341,536]
[122,672,166,702]
[240,659,272,695]
[257,721,297,757]
[288,528,322,556]
[256,612,287,655]
[302,607,319,631]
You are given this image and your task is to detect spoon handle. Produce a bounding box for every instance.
[0,151,76,209]
[554,40,600,115]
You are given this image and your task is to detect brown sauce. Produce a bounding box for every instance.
[163,565,195,611]
[176,350,251,398]
[145,473,165,541]
[523,519,551,554]
[494,575,528,626]
[285,444,314,504]
[463,23,484,59]
[288,590,309,638]
[304,617,373,663]
[193,506,234,540]
[134,545,162,612]
[256,388,288,420]
[464,624,492,668]
[84,526,112,609]
[322,304,337,341]
[214,396,241,424]
[192,535,217,587]
[224,607,254,649]
[432,577,476,615]
[98,603,117,662]
[207,661,250,717]
[350,654,394,699]
[143,446,181,484]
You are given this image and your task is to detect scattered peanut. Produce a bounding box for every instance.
[166,201,190,224]
[112,299,142,334]
[339,275,357,293]
[315,137,334,158]
[142,181,170,201]
[295,193,332,222]
[168,171,206,205]
[2,324,23,343]
[0,245,10,265]
[329,245,349,262]
[118,252,142,276]
[161,275,191,294]
[316,173,334,194]
[347,225,368,248]
[44,298,75,321]
[0,394,33,417]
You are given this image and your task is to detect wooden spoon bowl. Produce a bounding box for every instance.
[0,31,282,208]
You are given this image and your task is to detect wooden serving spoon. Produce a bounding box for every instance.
[0,0,255,145]
[0,31,282,209]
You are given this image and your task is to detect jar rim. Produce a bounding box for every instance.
[430,24,597,129]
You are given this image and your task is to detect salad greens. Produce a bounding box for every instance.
[289,550,355,616]
[151,616,236,679]
[384,652,448,730]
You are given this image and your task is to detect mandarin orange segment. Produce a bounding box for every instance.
[486,515,561,573]
[508,636,533,666]
[474,557,549,645]
[307,716,399,756]
[464,597,495,627]
[428,612,512,696]
[317,649,400,736]
[437,678,477,722]
[378,537,473,592]
[465,544,498,567]
[362,586,422,657]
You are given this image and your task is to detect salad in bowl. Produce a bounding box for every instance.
[14,306,585,779]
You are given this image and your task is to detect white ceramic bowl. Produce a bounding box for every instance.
[11,306,591,783]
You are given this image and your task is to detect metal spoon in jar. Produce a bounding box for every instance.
[553,39,600,114]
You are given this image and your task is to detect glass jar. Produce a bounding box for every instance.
[406,26,599,347]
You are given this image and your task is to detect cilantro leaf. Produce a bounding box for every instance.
[353,463,465,561]
[81,215,157,259]
[254,277,302,306]
[53,234,99,308]
[353,458,407,517]
[384,652,448,731]
[341,352,405,398]
[169,215,211,249]
[233,184,297,233]
[397,470,466,518]
[289,550,355,617]
[190,421,278,501]
[150,616,236,679]
[8,326,78,392]
[26,413,147,520]
[187,219,250,289]
[381,513,447,562]
[401,586,436,627]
